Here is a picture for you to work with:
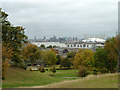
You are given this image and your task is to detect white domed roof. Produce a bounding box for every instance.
[82,38,105,43]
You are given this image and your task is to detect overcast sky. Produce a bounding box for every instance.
[2,0,119,39]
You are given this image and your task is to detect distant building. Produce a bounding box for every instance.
[31,38,105,50]
[82,38,105,43]
[66,42,104,50]
[66,38,105,50]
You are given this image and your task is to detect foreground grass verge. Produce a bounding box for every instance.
[28,73,118,88]
[2,67,118,88]
[2,67,78,88]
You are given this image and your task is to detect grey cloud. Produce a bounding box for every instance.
[2,0,118,39]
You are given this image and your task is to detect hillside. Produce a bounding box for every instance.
[2,68,78,88]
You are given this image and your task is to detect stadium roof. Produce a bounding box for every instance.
[82,38,105,43]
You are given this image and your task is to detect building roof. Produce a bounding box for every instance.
[82,38,105,43]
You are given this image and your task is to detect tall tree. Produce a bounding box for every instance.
[104,36,118,73]
[94,48,109,73]
[2,11,28,64]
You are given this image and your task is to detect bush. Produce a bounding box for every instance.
[50,67,56,73]
[97,72,102,75]
[11,62,27,69]
[92,70,97,75]
[39,66,45,73]
[19,63,27,69]
[91,68,98,75]
[78,65,88,77]
[100,68,108,73]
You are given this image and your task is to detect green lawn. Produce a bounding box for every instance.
[2,67,118,88]
[40,74,118,88]
[2,67,78,88]
[44,69,78,77]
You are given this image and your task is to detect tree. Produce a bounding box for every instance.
[104,36,118,73]
[56,55,61,65]
[53,45,56,48]
[60,57,72,69]
[39,66,45,73]
[94,35,119,73]
[50,66,56,73]
[43,50,58,66]
[67,51,76,58]
[2,44,13,79]
[47,45,52,48]
[22,44,41,65]
[40,44,45,49]
[78,65,88,77]
[73,49,94,69]
[2,11,28,64]
[94,48,109,73]
[67,51,76,65]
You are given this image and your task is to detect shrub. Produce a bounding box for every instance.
[26,66,32,71]
[100,68,108,73]
[19,63,27,69]
[78,65,88,77]
[39,66,45,73]
[50,67,56,73]
[91,68,98,75]
[11,62,27,69]
[92,70,97,75]
[97,72,102,75]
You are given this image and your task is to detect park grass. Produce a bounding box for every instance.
[2,67,78,88]
[44,69,78,77]
[37,73,118,88]
[2,67,118,88]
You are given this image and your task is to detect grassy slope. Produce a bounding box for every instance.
[2,68,118,88]
[42,74,118,88]
[2,68,78,88]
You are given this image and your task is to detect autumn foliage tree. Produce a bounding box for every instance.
[104,36,118,73]
[2,44,13,79]
[94,48,109,73]
[94,35,119,73]
[2,11,28,79]
[43,50,58,66]
[22,44,42,65]
[2,11,28,65]
[73,49,94,69]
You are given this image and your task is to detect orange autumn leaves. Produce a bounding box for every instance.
[2,43,13,79]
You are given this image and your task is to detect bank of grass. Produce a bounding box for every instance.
[2,67,118,88]
[2,67,78,88]
[59,74,118,88]
[38,73,118,88]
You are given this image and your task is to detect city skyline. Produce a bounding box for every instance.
[2,0,118,39]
